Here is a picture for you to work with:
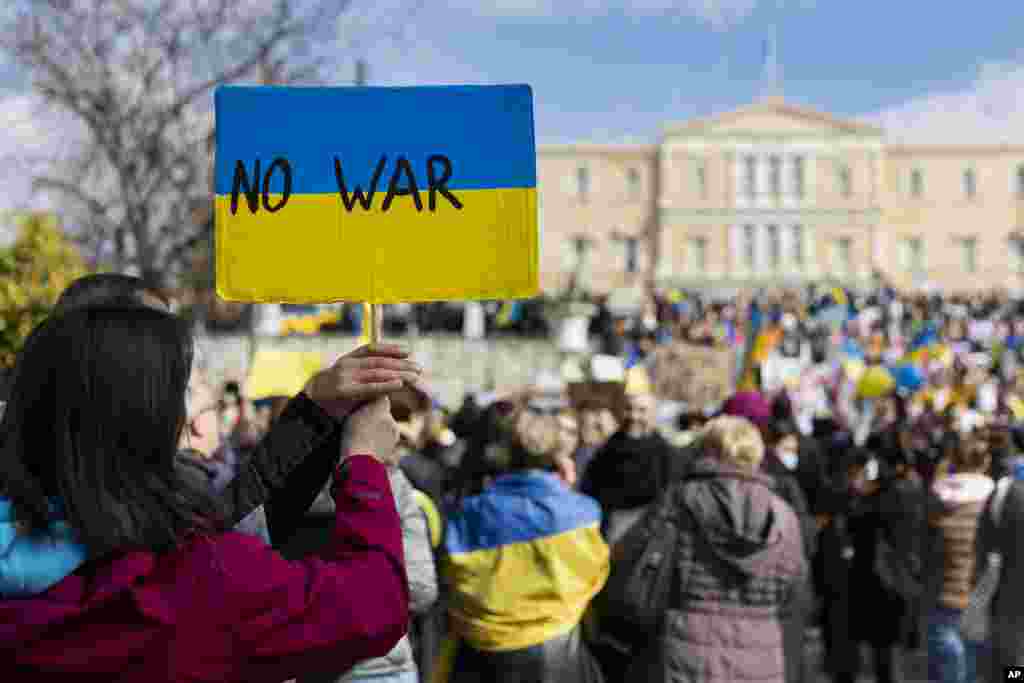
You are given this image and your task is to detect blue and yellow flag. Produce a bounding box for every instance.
[442,472,609,653]
[214,85,539,304]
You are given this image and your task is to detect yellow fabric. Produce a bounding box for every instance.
[1008,395,1024,420]
[215,188,539,304]
[442,523,610,652]
[624,365,652,396]
[412,489,443,549]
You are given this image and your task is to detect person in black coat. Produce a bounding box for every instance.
[762,419,818,683]
[820,439,921,683]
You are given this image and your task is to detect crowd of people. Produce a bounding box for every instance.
[0,274,1022,683]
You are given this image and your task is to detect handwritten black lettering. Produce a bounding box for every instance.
[382,156,423,212]
[262,157,292,212]
[230,159,260,215]
[426,155,463,211]
[335,155,387,211]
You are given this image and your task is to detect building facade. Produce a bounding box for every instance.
[537,97,1024,294]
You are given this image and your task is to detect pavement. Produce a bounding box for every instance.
[805,628,929,683]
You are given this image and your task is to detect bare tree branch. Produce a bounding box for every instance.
[3,0,417,286]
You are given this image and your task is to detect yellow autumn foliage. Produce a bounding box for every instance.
[0,213,90,368]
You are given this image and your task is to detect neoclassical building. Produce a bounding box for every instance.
[537,97,1024,294]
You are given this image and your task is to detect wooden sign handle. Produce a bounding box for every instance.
[363,302,383,346]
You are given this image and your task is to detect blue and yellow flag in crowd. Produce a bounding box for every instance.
[438,472,608,663]
[495,301,523,328]
[214,85,539,304]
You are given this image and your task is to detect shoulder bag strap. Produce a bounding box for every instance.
[992,476,1013,530]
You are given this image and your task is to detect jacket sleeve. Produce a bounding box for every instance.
[223,455,409,683]
[220,393,338,529]
[390,467,439,615]
[254,393,344,540]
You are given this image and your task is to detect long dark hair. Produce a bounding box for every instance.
[0,305,224,554]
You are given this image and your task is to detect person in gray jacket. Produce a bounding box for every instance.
[273,465,438,683]
[976,475,1024,680]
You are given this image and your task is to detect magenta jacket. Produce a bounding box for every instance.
[0,455,408,682]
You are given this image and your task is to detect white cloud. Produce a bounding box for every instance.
[870,61,1024,144]
[443,0,778,28]
[0,94,57,212]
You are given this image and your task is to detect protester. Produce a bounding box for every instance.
[761,418,817,683]
[977,474,1024,679]
[925,430,994,683]
[177,367,270,543]
[573,399,617,488]
[0,305,408,680]
[580,380,685,544]
[45,273,425,542]
[611,415,807,682]
[440,408,609,683]
[272,462,437,683]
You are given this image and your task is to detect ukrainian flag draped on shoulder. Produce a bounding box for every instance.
[442,471,609,653]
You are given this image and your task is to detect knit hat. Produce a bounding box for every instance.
[720,390,772,430]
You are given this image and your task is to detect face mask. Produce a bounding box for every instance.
[777,449,799,471]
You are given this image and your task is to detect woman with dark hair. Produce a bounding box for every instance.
[924,430,993,683]
[0,306,409,681]
[761,418,817,683]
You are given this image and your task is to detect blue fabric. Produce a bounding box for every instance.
[445,470,602,555]
[0,498,88,598]
[927,607,986,683]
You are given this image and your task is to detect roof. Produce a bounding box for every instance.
[537,143,658,157]
[663,96,884,136]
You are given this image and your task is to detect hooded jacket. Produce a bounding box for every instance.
[628,455,807,683]
[272,466,437,682]
[0,456,409,683]
[925,472,994,611]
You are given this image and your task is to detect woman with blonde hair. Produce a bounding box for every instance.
[606,415,807,682]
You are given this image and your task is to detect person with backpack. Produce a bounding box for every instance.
[976,468,1023,679]
[924,430,994,683]
[600,415,806,683]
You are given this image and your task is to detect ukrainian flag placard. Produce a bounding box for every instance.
[214,85,539,304]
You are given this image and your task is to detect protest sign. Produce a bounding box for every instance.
[650,343,736,408]
[568,381,625,415]
[214,85,539,304]
[246,350,324,399]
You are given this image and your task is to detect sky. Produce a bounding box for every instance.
[3,0,1024,214]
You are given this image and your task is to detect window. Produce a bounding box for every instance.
[790,224,804,268]
[899,237,925,274]
[695,161,707,199]
[768,156,782,197]
[766,224,781,271]
[1017,164,1024,199]
[743,155,757,199]
[565,235,590,271]
[627,168,641,200]
[831,237,852,276]
[576,165,589,201]
[792,156,805,199]
[958,236,977,273]
[687,236,707,274]
[1012,237,1024,273]
[910,169,924,198]
[624,236,639,274]
[964,168,977,200]
[837,164,852,198]
[742,224,757,271]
